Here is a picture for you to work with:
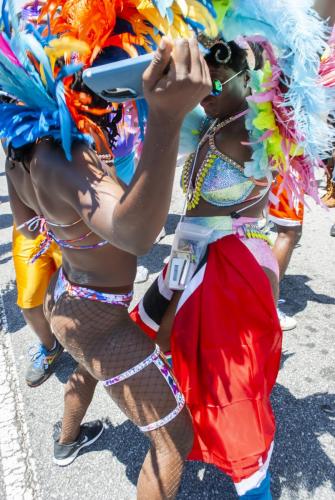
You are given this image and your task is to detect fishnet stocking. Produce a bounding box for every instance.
[44,275,193,499]
[60,364,98,444]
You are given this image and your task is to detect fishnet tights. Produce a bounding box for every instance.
[44,274,193,499]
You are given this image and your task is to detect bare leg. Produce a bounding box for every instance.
[156,292,182,353]
[272,224,302,281]
[22,305,55,350]
[47,289,194,500]
[59,364,98,444]
[137,411,193,500]
[262,267,279,305]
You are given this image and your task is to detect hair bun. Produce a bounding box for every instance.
[212,42,232,64]
[247,42,264,71]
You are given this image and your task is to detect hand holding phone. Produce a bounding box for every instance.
[143,37,211,123]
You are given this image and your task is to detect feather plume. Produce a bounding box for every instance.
[220,0,334,167]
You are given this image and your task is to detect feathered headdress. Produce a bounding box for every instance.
[214,0,335,203]
[0,0,217,160]
[0,0,95,159]
[181,1,335,205]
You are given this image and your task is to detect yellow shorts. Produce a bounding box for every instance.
[12,226,62,309]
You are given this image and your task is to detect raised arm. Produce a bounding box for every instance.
[63,38,211,255]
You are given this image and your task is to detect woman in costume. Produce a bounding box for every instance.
[133,36,282,500]
[132,1,335,498]
[1,1,214,497]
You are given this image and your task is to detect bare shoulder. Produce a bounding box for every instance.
[31,140,104,194]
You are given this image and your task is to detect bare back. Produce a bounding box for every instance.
[6,140,136,291]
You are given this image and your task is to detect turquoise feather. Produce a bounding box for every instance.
[221,0,335,165]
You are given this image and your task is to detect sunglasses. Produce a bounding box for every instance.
[211,70,244,96]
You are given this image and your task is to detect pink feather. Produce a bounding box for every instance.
[0,34,22,67]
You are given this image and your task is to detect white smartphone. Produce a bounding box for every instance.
[82,53,153,102]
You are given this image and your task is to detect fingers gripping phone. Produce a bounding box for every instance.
[82,53,153,103]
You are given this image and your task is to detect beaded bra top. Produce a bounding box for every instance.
[182,112,256,211]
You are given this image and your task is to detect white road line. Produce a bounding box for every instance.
[0,290,40,500]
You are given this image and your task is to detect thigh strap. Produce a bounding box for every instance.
[102,345,185,432]
[103,345,160,386]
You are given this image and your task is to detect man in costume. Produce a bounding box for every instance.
[4,1,64,387]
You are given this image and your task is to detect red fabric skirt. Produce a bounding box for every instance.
[131,235,282,484]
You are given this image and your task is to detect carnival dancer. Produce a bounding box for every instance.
[1,0,215,496]
[268,177,303,331]
[10,194,63,386]
[314,0,335,234]
[2,1,64,388]
[131,2,335,498]
[269,0,335,329]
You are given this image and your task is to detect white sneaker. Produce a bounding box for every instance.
[277,308,297,331]
[135,265,149,284]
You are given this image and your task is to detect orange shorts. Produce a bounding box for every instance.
[12,226,62,309]
[268,175,304,226]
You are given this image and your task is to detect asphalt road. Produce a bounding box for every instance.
[0,148,335,500]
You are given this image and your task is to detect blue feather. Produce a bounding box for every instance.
[1,0,10,37]
[221,0,335,166]
[151,0,174,19]
[179,106,206,157]
[135,98,148,141]
[55,81,74,160]
[0,2,92,157]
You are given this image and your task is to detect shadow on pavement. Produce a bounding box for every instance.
[0,212,13,229]
[165,213,180,236]
[1,280,26,333]
[0,241,12,265]
[65,351,335,500]
[138,243,171,275]
[280,274,335,315]
[53,351,77,384]
[271,386,335,498]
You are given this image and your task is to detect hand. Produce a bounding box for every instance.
[143,37,212,124]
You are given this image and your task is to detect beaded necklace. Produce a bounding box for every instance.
[182,109,249,210]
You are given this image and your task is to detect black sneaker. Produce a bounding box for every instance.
[53,420,104,466]
[25,340,64,387]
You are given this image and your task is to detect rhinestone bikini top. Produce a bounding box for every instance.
[181,111,258,210]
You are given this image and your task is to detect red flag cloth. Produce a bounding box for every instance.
[131,235,282,484]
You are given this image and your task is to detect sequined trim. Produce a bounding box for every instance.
[139,357,185,432]
[54,268,133,307]
[18,215,109,263]
[236,223,273,246]
[102,345,185,433]
[103,345,160,386]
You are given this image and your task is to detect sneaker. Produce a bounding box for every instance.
[53,420,104,466]
[25,340,64,387]
[277,308,297,331]
[135,265,149,284]
[330,223,335,237]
